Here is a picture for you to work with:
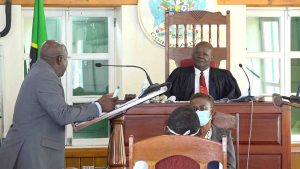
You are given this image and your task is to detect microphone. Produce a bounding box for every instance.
[273,93,300,108]
[239,64,251,97]
[246,66,260,79]
[282,95,300,104]
[95,63,153,86]
[279,85,300,104]
[232,64,254,102]
[296,84,300,97]
[95,63,162,97]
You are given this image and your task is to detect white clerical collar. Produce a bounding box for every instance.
[194,67,210,76]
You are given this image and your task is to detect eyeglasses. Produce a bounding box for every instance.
[192,105,211,111]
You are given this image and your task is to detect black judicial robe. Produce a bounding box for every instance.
[165,67,241,101]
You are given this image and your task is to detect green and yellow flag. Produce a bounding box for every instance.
[29,0,47,67]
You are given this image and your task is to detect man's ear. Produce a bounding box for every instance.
[56,55,63,65]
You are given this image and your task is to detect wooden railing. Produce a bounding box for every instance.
[65,147,108,168]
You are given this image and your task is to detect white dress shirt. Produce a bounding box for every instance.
[94,102,103,116]
[194,67,210,94]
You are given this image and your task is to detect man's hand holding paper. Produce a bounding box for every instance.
[96,93,118,113]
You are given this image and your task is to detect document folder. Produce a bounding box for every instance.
[73,86,168,131]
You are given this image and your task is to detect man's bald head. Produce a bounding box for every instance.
[40,40,68,60]
[40,40,69,77]
[194,41,213,51]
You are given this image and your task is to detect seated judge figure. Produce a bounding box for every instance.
[190,93,236,169]
[165,41,241,101]
[0,40,118,169]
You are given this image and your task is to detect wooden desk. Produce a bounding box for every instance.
[108,102,291,169]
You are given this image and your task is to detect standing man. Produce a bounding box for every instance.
[0,40,118,169]
[165,41,241,101]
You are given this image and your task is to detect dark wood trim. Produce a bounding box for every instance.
[65,147,108,168]
[0,0,138,7]
[65,147,108,157]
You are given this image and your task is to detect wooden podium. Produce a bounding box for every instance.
[108,102,291,169]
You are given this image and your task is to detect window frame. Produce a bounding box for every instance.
[283,9,300,96]
[246,8,285,96]
[247,7,300,142]
[22,8,115,146]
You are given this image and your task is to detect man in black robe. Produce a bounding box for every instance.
[165,41,241,101]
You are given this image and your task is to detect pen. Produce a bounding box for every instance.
[113,86,120,97]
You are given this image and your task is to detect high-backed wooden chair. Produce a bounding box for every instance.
[129,135,227,169]
[212,112,239,169]
[165,10,230,79]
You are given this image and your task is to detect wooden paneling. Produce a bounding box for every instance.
[122,102,291,169]
[63,103,293,169]
[292,152,300,169]
[65,158,80,169]
[240,155,281,169]
[292,144,300,169]
[272,0,300,6]
[238,114,281,144]
[0,0,138,7]
[65,147,108,168]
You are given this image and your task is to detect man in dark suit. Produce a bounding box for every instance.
[0,40,118,169]
[165,41,241,101]
[190,93,236,169]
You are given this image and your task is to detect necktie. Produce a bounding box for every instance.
[200,71,208,94]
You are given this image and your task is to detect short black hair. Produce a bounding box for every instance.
[195,41,213,50]
[190,93,214,108]
[167,106,200,135]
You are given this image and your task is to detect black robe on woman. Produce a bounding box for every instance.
[165,67,241,101]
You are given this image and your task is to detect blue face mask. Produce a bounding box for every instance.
[196,110,212,126]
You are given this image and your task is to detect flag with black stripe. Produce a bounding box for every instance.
[29,0,47,68]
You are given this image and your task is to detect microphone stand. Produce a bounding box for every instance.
[240,64,254,102]
[95,63,163,98]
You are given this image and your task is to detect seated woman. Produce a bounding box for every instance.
[190,93,236,169]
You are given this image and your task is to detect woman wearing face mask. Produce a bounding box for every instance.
[190,93,236,169]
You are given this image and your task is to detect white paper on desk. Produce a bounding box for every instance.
[73,86,168,131]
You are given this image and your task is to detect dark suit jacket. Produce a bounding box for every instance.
[211,124,236,169]
[165,67,241,101]
[0,59,99,169]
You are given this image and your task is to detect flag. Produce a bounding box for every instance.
[29,0,47,67]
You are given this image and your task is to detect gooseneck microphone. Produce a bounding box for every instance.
[239,64,251,97]
[231,64,254,102]
[280,85,300,104]
[95,63,165,97]
[95,63,153,86]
